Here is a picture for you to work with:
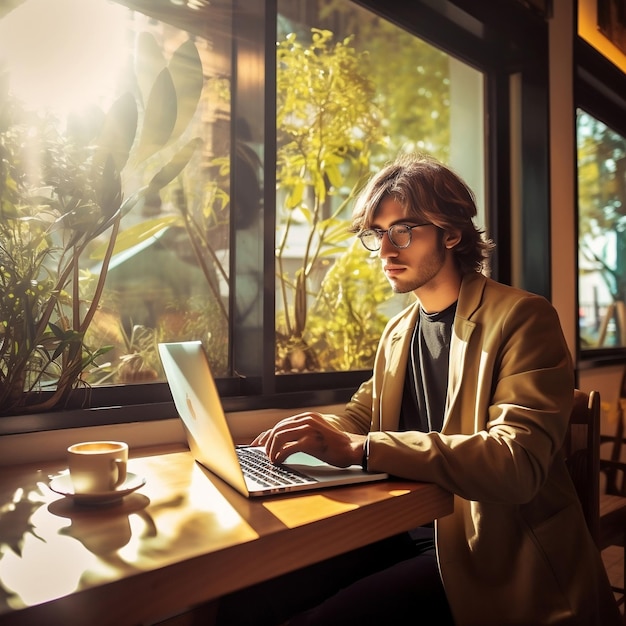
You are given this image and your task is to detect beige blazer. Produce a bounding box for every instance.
[325,272,619,626]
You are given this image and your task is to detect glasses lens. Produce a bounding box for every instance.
[358,230,380,251]
[388,224,412,248]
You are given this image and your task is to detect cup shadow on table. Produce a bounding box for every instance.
[47,492,156,556]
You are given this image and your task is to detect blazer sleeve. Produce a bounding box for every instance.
[322,377,375,435]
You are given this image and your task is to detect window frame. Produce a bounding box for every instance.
[575,37,626,368]
[0,0,551,436]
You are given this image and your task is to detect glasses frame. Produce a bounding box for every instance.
[357,222,432,251]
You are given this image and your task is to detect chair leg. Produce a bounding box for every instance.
[620,531,626,624]
[622,530,626,626]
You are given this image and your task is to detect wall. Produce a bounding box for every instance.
[549,0,577,361]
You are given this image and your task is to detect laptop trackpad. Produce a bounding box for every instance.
[284,451,387,483]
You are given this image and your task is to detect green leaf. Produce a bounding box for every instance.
[90,215,181,261]
[135,32,166,107]
[325,163,343,188]
[95,155,123,219]
[318,245,348,257]
[94,92,138,174]
[119,188,147,217]
[319,222,352,245]
[285,181,304,209]
[47,322,63,339]
[134,69,178,162]
[148,137,203,192]
[168,39,204,145]
[298,206,312,224]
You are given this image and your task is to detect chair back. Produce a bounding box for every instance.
[602,397,626,497]
[563,389,601,543]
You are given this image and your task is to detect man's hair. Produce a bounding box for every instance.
[350,153,495,274]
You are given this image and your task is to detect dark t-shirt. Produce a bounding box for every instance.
[399,301,457,547]
[399,301,457,434]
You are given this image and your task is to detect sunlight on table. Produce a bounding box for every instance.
[0,487,94,608]
[263,493,359,528]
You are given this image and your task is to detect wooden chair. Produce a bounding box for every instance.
[564,389,601,542]
[599,397,626,611]
[564,389,626,616]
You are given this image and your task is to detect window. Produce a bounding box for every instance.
[0,0,548,432]
[577,109,626,351]
[576,24,626,363]
[274,1,485,376]
[0,0,233,419]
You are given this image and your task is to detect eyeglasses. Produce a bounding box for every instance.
[357,223,432,251]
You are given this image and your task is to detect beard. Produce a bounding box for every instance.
[387,243,447,294]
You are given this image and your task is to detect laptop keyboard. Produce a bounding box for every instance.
[236,447,315,488]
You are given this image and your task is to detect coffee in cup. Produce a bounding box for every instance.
[67,441,128,494]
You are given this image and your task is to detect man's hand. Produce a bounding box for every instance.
[253,412,366,468]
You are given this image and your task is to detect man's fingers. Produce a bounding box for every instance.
[266,423,315,462]
[251,430,268,446]
[253,412,339,463]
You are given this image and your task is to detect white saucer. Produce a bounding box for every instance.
[49,472,146,505]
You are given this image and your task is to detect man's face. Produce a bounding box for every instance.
[371,196,448,295]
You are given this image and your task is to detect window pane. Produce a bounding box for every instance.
[577,108,626,350]
[275,0,485,374]
[0,0,232,412]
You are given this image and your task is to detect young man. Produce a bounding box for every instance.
[221,154,620,625]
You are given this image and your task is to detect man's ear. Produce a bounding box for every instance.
[443,229,462,249]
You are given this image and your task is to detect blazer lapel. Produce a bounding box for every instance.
[445,317,475,430]
[378,303,419,430]
[443,273,485,430]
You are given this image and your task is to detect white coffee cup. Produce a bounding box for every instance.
[67,441,128,494]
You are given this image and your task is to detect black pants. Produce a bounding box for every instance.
[216,531,455,625]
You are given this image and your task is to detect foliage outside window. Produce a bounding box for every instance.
[0,0,485,419]
[0,0,232,415]
[274,0,481,375]
[577,108,626,350]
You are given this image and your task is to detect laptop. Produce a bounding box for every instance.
[158,340,388,497]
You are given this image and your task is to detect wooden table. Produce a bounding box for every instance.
[0,445,453,626]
